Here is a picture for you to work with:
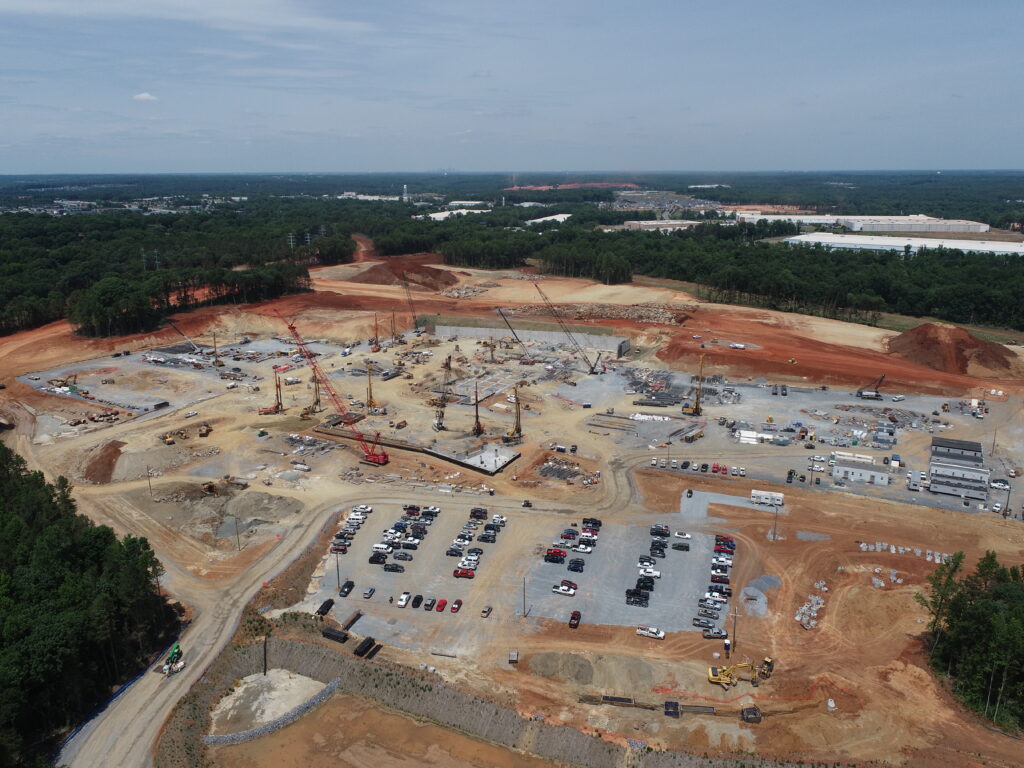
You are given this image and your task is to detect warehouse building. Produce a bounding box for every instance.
[831,462,890,485]
[927,437,990,501]
[785,233,1024,257]
[739,212,989,233]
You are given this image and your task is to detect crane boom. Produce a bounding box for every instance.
[496,308,534,364]
[401,273,419,329]
[167,320,202,355]
[532,283,599,374]
[284,318,388,465]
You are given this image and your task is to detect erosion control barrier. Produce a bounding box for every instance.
[156,636,816,768]
[201,678,340,746]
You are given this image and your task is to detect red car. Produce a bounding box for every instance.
[568,610,581,629]
[714,545,732,554]
[560,579,578,590]
[436,599,448,611]
[453,568,475,579]
[712,462,720,472]
[711,575,730,584]
[451,599,463,613]
[547,548,567,557]
[329,545,347,554]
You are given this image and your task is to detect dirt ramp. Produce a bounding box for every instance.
[403,264,458,291]
[343,261,457,292]
[887,322,1019,377]
[345,262,402,286]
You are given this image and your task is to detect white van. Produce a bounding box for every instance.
[371,543,393,554]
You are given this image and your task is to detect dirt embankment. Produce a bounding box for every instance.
[83,440,126,483]
[345,261,458,292]
[887,322,1022,377]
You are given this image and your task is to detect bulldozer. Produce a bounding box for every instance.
[200,481,217,495]
[708,657,775,690]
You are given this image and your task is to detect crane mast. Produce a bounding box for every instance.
[497,308,535,364]
[284,318,389,465]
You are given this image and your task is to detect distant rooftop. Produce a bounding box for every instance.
[786,233,1024,256]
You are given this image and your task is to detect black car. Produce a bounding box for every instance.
[681,460,691,469]
[671,542,690,551]
[467,547,484,556]
[411,594,423,609]
[383,563,405,573]
[369,552,387,565]
[568,562,583,573]
[484,523,499,532]
[469,507,488,519]
[403,504,421,512]
[544,554,565,564]
[477,534,496,543]
[393,522,409,531]
[446,548,463,557]
[582,517,602,528]
[700,463,709,472]
[394,552,413,561]
[339,580,355,597]
[626,597,649,607]
[401,542,419,550]
[648,548,666,559]
[569,558,585,566]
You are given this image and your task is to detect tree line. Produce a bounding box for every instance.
[0,444,175,766]
[916,551,1024,729]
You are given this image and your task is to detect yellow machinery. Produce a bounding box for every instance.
[708,657,775,690]
[766,415,774,424]
[366,367,377,409]
[681,355,704,415]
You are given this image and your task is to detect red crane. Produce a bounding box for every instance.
[283,317,389,465]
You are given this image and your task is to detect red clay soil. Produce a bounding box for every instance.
[887,322,1019,377]
[350,234,378,262]
[83,440,125,484]
[327,261,457,292]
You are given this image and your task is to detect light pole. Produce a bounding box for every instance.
[335,551,341,592]
[771,505,780,542]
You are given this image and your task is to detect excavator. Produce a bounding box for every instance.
[708,657,775,690]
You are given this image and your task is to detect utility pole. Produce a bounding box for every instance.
[731,605,740,656]
[234,515,241,552]
[146,465,153,497]
[522,576,527,618]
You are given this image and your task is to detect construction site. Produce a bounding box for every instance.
[3,240,1024,768]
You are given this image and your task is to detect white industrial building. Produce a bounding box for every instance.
[738,212,989,233]
[416,209,490,221]
[785,233,1024,257]
[623,220,704,232]
[831,462,890,486]
[526,213,572,225]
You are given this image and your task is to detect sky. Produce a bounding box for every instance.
[1,0,1022,173]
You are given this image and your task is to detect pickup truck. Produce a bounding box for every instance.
[692,617,715,629]
[703,628,728,639]
[552,584,576,596]
[636,625,665,639]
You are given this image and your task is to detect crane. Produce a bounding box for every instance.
[433,356,452,431]
[472,381,485,436]
[258,372,283,415]
[496,308,535,364]
[401,273,419,330]
[857,374,886,400]
[504,386,522,443]
[682,354,705,416]
[167,320,202,355]
[532,283,601,374]
[283,317,388,465]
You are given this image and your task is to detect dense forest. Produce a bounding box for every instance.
[0,444,174,766]
[916,552,1024,729]
[3,172,1024,336]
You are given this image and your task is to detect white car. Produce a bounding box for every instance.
[673,531,692,539]
[636,560,655,569]
[638,568,662,578]
[492,514,508,523]
[457,560,477,570]
[462,552,480,561]
[636,625,665,640]
[552,585,576,596]
[704,592,728,603]
[353,505,373,513]
[993,502,1004,513]
[184,411,198,418]
[713,556,733,567]
[739,467,746,476]
[397,592,411,607]
[651,458,658,466]
[574,544,593,553]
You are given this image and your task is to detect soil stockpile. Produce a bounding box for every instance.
[344,261,457,292]
[83,440,126,484]
[887,322,1019,377]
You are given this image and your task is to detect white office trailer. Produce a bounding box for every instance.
[750,490,784,506]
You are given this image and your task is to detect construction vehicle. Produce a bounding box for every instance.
[162,643,185,676]
[708,657,775,689]
[856,374,885,400]
[472,382,485,436]
[740,706,763,723]
[167,320,203,355]
[433,356,452,431]
[284,317,389,465]
[211,331,225,367]
[47,373,78,388]
[532,283,601,374]
[503,386,523,443]
[161,433,175,445]
[370,314,381,353]
[299,378,322,420]
[497,308,535,365]
[681,355,705,416]
[258,372,284,415]
[401,273,419,329]
[787,358,797,365]
[201,481,217,495]
[366,367,377,410]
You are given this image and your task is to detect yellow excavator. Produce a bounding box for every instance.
[708,657,775,690]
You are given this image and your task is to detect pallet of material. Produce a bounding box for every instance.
[341,610,362,630]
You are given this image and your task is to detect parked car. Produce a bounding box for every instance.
[671,542,690,551]
[451,599,463,613]
[383,563,405,573]
[363,586,375,599]
[393,552,413,561]
[446,548,463,557]
[480,605,492,618]
[423,597,436,611]
[568,561,584,573]
[698,608,719,620]
[674,531,692,539]
[368,553,387,565]
[397,592,411,607]
[574,544,593,553]
[453,568,475,579]
[569,610,582,628]
[329,544,348,554]
[638,568,661,578]
[436,599,448,611]
[339,580,355,597]
[561,579,578,590]
[552,584,576,596]
[692,617,715,629]
[412,594,423,608]
[636,625,665,639]
[547,548,567,557]
[703,628,728,639]
[711,574,730,584]
[352,505,373,513]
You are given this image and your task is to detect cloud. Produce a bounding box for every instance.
[132,92,158,101]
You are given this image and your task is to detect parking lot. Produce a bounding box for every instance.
[297,488,755,650]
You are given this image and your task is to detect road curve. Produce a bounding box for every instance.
[59,453,655,768]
